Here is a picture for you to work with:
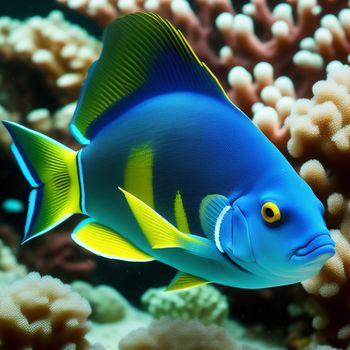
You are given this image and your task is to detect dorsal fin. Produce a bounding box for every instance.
[70,12,230,144]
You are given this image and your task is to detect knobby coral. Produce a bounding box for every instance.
[56,0,350,114]
[141,284,229,326]
[253,61,350,347]
[0,10,100,109]
[291,65,350,348]
[0,272,92,349]
[118,318,249,350]
[71,280,129,323]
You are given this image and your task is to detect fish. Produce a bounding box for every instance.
[2,13,335,291]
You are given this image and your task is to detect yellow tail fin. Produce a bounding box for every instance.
[2,121,82,242]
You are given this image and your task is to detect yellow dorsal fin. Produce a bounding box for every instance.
[125,144,154,209]
[71,219,154,261]
[166,272,209,292]
[119,187,203,249]
[174,191,190,233]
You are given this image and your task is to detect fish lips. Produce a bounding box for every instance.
[291,234,335,264]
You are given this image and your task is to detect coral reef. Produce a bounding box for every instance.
[0,272,91,349]
[71,280,129,323]
[118,318,245,350]
[141,284,229,326]
[237,35,350,345]
[56,0,350,115]
[0,11,100,112]
[254,62,350,347]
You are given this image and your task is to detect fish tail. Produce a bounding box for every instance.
[2,121,82,242]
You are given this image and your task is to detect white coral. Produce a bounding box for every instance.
[0,272,91,349]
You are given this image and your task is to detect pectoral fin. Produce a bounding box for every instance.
[119,187,204,249]
[72,219,154,261]
[166,272,209,292]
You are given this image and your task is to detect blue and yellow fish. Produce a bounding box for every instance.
[2,13,335,291]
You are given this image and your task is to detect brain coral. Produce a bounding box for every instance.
[141,284,229,326]
[0,272,92,349]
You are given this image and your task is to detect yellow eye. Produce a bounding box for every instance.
[261,202,281,224]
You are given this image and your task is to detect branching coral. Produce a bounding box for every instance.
[141,284,229,326]
[254,64,350,347]
[0,272,92,349]
[56,0,350,115]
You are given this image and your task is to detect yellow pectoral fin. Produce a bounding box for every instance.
[72,219,154,262]
[166,272,209,292]
[119,187,203,249]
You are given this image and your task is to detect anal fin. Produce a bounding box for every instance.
[166,272,209,292]
[72,219,154,261]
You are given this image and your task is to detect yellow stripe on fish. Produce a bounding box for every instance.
[174,191,190,233]
[124,144,154,209]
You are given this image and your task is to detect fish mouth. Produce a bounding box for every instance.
[291,234,335,263]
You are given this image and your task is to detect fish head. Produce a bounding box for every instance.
[233,176,335,283]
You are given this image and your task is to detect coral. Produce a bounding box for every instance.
[0,238,26,286]
[118,318,248,350]
[253,63,350,347]
[141,284,229,326]
[86,301,151,348]
[0,272,91,349]
[0,11,100,111]
[71,280,129,323]
[56,0,350,115]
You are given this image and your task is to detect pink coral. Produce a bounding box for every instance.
[20,225,96,283]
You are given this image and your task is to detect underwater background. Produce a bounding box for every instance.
[0,0,350,349]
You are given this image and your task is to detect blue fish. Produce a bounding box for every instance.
[2,13,335,291]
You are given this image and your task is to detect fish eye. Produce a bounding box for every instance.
[261,202,281,224]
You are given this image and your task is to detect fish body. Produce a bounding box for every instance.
[2,13,335,291]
